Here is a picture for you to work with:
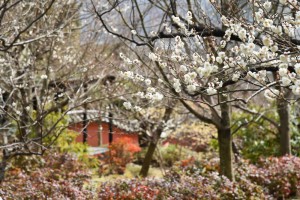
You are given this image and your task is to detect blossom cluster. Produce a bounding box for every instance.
[117,0,300,107]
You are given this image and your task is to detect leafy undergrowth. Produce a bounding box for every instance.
[2,146,300,199]
[0,152,95,199]
[98,156,300,199]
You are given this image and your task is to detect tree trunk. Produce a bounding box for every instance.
[218,128,234,181]
[139,106,173,177]
[232,141,239,162]
[0,151,8,183]
[277,97,291,156]
[139,141,157,177]
[218,91,234,181]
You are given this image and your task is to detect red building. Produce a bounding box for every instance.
[68,110,140,147]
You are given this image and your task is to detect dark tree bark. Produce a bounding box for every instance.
[139,107,173,177]
[139,141,157,177]
[218,127,234,180]
[277,97,291,156]
[232,141,240,162]
[218,91,234,181]
[274,74,291,156]
[108,111,113,144]
[0,150,8,183]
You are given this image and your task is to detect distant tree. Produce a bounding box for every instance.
[0,0,105,182]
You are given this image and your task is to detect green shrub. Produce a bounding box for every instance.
[232,105,300,162]
[55,130,100,168]
[155,144,182,167]
[232,107,280,162]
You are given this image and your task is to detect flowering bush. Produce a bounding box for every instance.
[0,152,94,199]
[99,137,141,175]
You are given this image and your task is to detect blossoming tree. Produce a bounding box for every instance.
[92,0,300,180]
[0,0,108,182]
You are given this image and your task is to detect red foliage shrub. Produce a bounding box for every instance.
[99,137,141,175]
[97,171,267,199]
[239,156,300,198]
[0,152,94,199]
[97,156,300,199]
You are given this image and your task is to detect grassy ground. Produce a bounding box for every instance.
[89,163,163,188]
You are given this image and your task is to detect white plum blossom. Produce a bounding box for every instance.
[197,62,218,78]
[145,92,153,100]
[122,71,134,79]
[270,45,278,52]
[159,62,167,68]
[221,16,230,26]
[165,27,171,33]
[232,72,240,82]
[238,29,247,41]
[264,89,280,101]
[150,31,157,36]
[175,36,184,48]
[145,79,151,85]
[133,59,140,64]
[171,15,180,24]
[220,40,227,48]
[131,30,137,35]
[135,92,145,98]
[184,72,197,84]
[123,101,132,110]
[279,63,288,69]
[186,11,193,24]
[279,68,288,77]
[135,74,144,82]
[171,15,186,31]
[218,51,226,58]
[216,57,223,64]
[148,52,159,61]
[280,55,289,63]
[293,64,300,76]
[255,9,264,22]
[173,78,181,93]
[119,52,125,59]
[263,1,272,11]
[179,65,188,72]
[41,74,48,79]
[271,25,282,35]
[281,76,291,86]
[291,80,300,95]
[152,92,164,101]
[187,84,197,93]
[262,36,273,47]
[147,87,156,93]
[279,0,287,5]
[134,106,142,112]
[207,86,217,95]
[263,19,273,28]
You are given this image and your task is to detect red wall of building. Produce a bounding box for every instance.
[69,121,139,147]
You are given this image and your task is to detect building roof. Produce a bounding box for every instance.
[67,109,141,133]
